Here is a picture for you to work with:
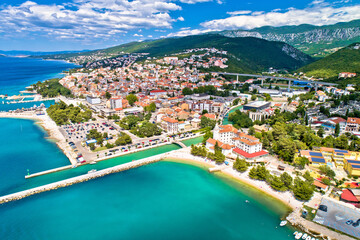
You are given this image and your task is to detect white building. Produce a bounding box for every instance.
[212,124,264,157]
[86,96,101,105]
[161,117,179,134]
[110,97,123,109]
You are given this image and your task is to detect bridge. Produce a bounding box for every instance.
[172,141,187,148]
[211,72,337,91]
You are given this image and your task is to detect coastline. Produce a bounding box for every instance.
[164,150,300,211]
[0,112,77,165]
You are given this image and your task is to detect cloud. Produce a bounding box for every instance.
[0,0,183,41]
[179,0,221,4]
[166,28,213,37]
[133,34,143,37]
[227,10,252,16]
[201,2,360,31]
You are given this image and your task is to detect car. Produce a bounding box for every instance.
[353,219,360,227]
[318,205,327,212]
[346,220,354,225]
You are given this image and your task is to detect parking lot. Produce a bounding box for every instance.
[313,197,360,238]
[59,121,119,142]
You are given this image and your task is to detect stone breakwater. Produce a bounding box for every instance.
[0,153,169,205]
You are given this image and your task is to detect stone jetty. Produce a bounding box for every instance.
[0,153,169,204]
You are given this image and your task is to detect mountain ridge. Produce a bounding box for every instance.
[40,35,313,73]
[220,20,360,57]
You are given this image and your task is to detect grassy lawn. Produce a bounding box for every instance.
[303,205,317,221]
[93,146,107,152]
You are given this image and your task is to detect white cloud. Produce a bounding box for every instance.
[177,16,185,21]
[166,28,213,37]
[227,10,252,16]
[133,34,143,37]
[201,2,360,31]
[0,0,183,41]
[179,0,211,4]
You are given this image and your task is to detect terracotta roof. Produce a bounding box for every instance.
[218,125,238,134]
[313,180,328,190]
[162,117,178,123]
[347,117,360,124]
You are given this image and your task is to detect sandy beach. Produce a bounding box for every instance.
[166,148,303,211]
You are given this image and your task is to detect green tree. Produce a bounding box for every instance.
[293,177,314,201]
[233,157,248,172]
[249,165,268,180]
[105,91,112,99]
[335,123,340,137]
[268,175,286,191]
[182,87,193,95]
[280,172,293,189]
[126,94,138,106]
[200,116,216,129]
[202,130,213,145]
[319,165,336,179]
[317,127,325,138]
[251,95,257,101]
[248,127,255,136]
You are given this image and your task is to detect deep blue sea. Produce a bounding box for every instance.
[0,56,78,96]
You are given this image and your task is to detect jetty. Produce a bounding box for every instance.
[0,153,170,204]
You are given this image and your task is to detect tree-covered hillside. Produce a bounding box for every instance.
[297,43,360,79]
[41,34,313,72]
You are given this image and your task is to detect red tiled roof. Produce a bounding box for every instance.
[341,189,359,203]
[232,148,268,159]
[347,117,360,124]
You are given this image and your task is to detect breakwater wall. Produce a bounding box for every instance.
[0,153,170,205]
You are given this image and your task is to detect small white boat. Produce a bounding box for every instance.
[280,220,287,226]
[293,231,298,235]
[306,236,311,240]
[302,233,308,239]
[295,232,303,239]
[245,200,249,203]
[90,161,97,165]
[88,169,97,174]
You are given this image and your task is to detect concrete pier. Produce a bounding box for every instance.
[0,152,171,204]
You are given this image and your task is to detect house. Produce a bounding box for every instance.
[315,91,328,102]
[346,117,360,132]
[300,150,327,166]
[321,117,346,133]
[161,117,179,134]
[201,113,216,120]
[339,72,357,79]
[150,90,167,97]
[313,179,329,192]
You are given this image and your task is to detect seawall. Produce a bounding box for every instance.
[0,152,171,205]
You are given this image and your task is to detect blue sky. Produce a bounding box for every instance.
[1,0,360,51]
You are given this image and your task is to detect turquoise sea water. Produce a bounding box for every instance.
[0,118,183,196]
[0,118,69,196]
[0,161,293,240]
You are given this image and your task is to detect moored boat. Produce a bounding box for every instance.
[280,220,287,226]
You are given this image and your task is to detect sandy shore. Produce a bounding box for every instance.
[166,149,358,240]
[0,111,77,165]
[166,149,303,211]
